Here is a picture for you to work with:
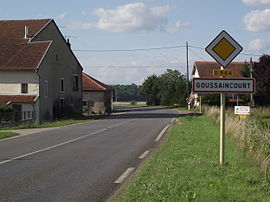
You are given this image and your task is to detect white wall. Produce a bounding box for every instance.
[0,71,39,94]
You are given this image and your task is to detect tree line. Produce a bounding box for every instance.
[140,69,188,106]
[113,54,270,107]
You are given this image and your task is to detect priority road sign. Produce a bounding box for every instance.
[205,30,243,68]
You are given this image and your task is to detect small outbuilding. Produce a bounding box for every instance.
[82,73,113,114]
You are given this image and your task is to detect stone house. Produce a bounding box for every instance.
[82,73,113,114]
[0,19,82,124]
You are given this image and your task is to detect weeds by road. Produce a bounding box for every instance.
[113,115,269,201]
[0,115,103,130]
[0,132,20,140]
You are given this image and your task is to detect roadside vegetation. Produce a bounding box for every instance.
[114,114,270,201]
[0,132,20,140]
[204,106,270,178]
[0,114,103,130]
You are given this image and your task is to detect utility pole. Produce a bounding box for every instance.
[186,41,190,108]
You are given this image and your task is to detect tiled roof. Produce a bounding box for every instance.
[82,73,113,91]
[0,19,52,70]
[0,95,38,105]
[192,61,250,78]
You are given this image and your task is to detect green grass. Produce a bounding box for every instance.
[114,115,270,202]
[0,132,20,140]
[0,115,103,130]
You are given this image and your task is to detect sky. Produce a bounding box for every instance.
[2,0,270,84]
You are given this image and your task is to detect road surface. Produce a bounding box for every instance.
[0,106,179,201]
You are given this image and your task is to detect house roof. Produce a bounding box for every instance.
[192,61,250,78]
[82,73,113,91]
[0,95,38,105]
[0,19,52,70]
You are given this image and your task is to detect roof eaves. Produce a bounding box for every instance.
[34,40,53,70]
[30,19,53,42]
[83,73,107,90]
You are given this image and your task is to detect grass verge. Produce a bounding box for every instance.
[0,115,103,130]
[113,115,270,201]
[0,132,20,140]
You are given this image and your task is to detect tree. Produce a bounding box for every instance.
[113,84,146,101]
[158,69,187,106]
[140,74,160,105]
[253,54,270,105]
[140,69,187,106]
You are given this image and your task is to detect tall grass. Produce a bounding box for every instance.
[204,106,270,179]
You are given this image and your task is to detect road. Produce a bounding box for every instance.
[0,106,179,201]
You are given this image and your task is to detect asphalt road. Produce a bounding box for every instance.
[0,106,180,201]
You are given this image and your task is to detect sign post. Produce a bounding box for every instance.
[220,66,225,164]
[204,30,243,165]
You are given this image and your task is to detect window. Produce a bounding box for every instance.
[60,78,64,93]
[44,80,48,98]
[27,111,31,119]
[60,97,64,110]
[73,75,79,91]
[21,83,28,94]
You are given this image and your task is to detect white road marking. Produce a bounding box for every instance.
[0,119,138,166]
[155,124,170,142]
[138,150,150,159]
[0,128,106,166]
[114,167,135,184]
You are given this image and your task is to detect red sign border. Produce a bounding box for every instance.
[192,78,255,93]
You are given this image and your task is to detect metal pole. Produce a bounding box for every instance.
[220,66,225,165]
[186,41,189,108]
[199,96,202,113]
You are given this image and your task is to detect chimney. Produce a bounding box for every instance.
[24,25,29,40]
[67,38,71,48]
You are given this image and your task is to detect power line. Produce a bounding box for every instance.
[189,45,262,57]
[189,47,207,61]
[72,43,263,58]
[83,65,185,69]
[72,45,186,52]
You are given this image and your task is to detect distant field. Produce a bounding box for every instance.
[113,102,147,106]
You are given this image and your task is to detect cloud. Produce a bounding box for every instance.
[248,38,269,50]
[161,21,191,33]
[242,0,270,6]
[93,2,171,33]
[244,9,270,31]
[67,20,93,30]
[56,13,67,20]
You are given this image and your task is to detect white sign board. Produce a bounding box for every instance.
[234,106,250,115]
[192,78,255,93]
[205,30,243,68]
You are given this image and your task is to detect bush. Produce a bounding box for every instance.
[130,100,137,106]
[0,105,12,112]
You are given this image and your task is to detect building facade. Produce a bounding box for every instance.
[0,19,82,124]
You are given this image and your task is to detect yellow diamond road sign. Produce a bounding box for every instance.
[205,30,243,67]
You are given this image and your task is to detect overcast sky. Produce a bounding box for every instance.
[2,0,270,84]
